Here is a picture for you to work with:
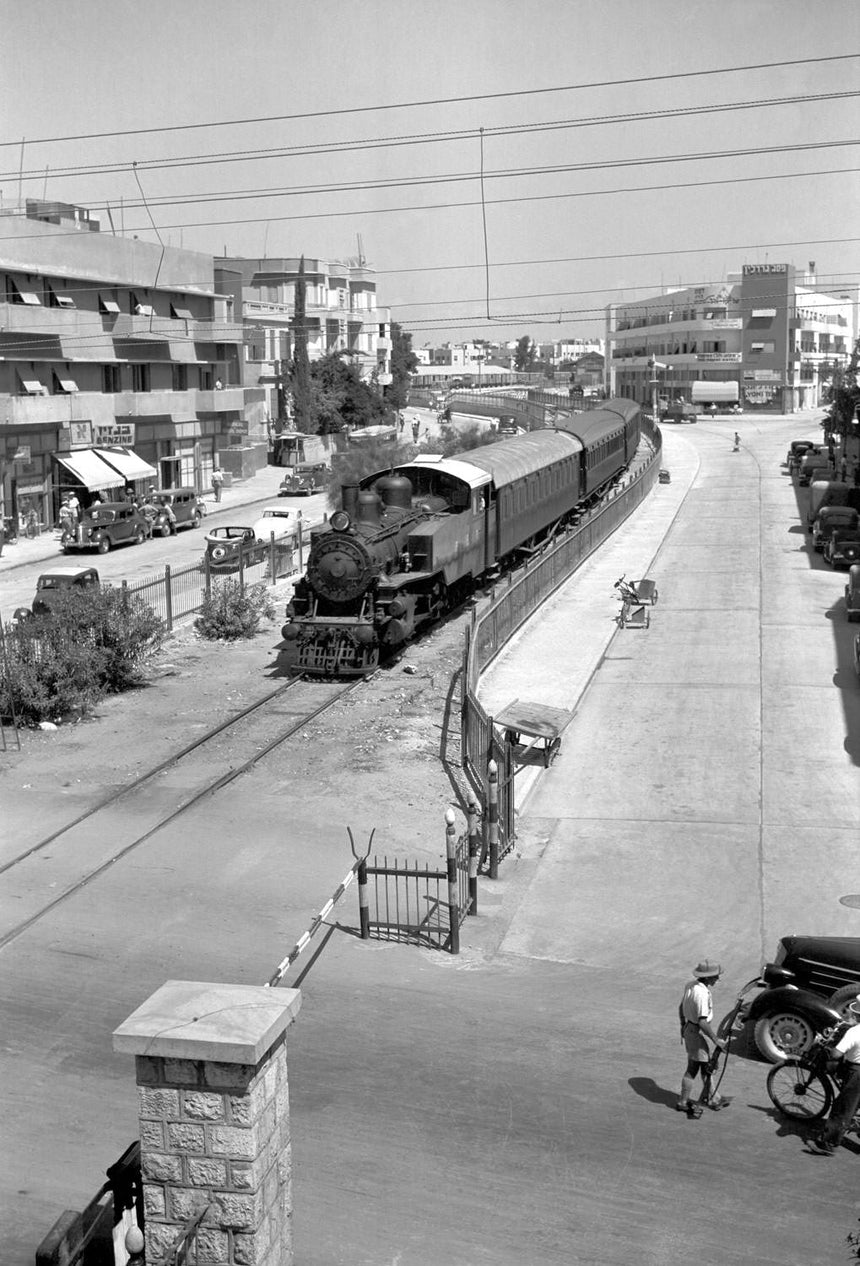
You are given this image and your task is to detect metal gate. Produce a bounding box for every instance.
[361,831,473,953]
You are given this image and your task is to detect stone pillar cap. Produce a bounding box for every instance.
[113,980,301,1064]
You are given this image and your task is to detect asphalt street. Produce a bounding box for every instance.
[3,411,860,1265]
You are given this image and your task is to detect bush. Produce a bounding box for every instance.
[194,580,275,640]
[1,587,166,726]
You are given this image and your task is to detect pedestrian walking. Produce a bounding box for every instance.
[411,420,420,442]
[211,466,224,503]
[840,457,848,482]
[677,960,731,1118]
[66,491,80,522]
[811,997,860,1155]
[398,412,405,434]
[733,432,740,451]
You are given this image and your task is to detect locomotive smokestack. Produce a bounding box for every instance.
[341,483,359,519]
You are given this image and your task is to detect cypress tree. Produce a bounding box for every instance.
[290,255,313,433]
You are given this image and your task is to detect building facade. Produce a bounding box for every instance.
[606,264,856,412]
[218,255,392,433]
[0,201,251,528]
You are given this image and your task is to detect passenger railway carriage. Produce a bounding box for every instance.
[283,400,642,675]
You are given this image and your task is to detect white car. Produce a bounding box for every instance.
[250,505,303,543]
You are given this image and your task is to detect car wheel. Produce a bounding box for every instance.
[827,984,860,1018]
[96,535,111,554]
[754,1011,816,1062]
[192,512,201,528]
[135,527,146,545]
[160,523,171,538]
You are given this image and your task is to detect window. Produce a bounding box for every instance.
[170,303,194,320]
[18,375,46,395]
[135,302,155,317]
[53,373,79,393]
[200,368,213,391]
[103,365,122,393]
[172,363,188,391]
[44,281,76,308]
[100,295,120,315]
[131,364,150,393]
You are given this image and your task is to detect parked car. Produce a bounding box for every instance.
[250,506,302,543]
[825,526,860,568]
[62,502,148,554]
[204,525,262,572]
[785,439,816,474]
[144,487,204,536]
[278,464,328,497]
[730,935,860,1061]
[812,505,859,553]
[845,564,860,621]
[798,450,831,486]
[12,567,100,623]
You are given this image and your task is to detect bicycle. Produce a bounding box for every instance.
[766,1028,858,1130]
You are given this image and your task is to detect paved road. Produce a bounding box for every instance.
[4,411,860,1265]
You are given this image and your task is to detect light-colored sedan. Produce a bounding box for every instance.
[250,506,303,543]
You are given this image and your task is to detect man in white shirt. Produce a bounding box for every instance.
[677,960,730,1119]
[812,997,860,1155]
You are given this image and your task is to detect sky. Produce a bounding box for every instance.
[1,0,859,348]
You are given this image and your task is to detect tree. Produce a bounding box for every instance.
[290,256,314,434]
[388,322,419,410]
[310,352,387,435]
[514,335,536,372]
[825,335,860,442]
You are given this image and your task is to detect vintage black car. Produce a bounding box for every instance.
[812,505,859,553]
[62,502,148,554]
[13,567,100,623]
[204,525,264,572]
[730,935,860,1061]
[785,439,816,475]
[825,526,860,568]
[846,564,860,621]
[144,487,204,535]
[278,464,328,497]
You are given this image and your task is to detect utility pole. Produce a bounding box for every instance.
[648,357,666,423]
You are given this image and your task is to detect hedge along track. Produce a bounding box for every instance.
[0,675,370,951]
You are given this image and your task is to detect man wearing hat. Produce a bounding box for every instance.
[677,960,730,1119]
[812,996,860,1155]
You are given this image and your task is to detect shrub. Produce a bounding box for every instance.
[0,587,166,726]
[194,580,275,640]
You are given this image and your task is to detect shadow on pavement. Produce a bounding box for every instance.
[628,1077,678,1109]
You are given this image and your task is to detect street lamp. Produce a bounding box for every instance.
[648,356,666,424]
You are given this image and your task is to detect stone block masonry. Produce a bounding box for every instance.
[114,980,301,1266]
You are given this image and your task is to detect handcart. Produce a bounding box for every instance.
[493,699,574,768]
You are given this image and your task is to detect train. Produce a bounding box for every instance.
[281,399,642,676]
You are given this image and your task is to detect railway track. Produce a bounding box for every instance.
[0,675,365,951]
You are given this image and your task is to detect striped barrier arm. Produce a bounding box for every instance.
[265,862,359,988]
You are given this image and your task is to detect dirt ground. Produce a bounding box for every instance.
[0,595,473,862]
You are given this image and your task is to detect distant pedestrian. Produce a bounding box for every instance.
[66,491,80,522]
[211,466,224,503]
[840,457,848,482]
[398,412,405,434]
[733,432,740,451]
[677,960,730,1118]
[411,420,420,442]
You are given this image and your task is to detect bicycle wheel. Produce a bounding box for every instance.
[766,1059,833,1121]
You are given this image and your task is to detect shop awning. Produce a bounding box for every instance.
[55,449,125,490]
[691,381,739,403]
[94,447,157,482]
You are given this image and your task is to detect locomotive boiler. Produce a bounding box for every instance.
[282,400,642,676]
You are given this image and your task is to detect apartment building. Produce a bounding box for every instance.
[0,200,251,527]
[217,255,392,429]
[606,263,856,412]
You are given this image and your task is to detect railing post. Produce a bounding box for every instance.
[487,759,499,880]
[238,543,245,593]
[269,531,276,584]
[203,549,211,599]
[445,809,460,955]
[467,799,479,915]
[297,517,303,572]
[164,563,173,630]
[120,578,129,615]
[357,857,370,940]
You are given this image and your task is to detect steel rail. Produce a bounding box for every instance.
[0,678,366,951]
[0,677,304,878]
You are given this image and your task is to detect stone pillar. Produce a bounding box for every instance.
[113,980,301,1266]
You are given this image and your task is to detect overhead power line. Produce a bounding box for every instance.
[5,88,858,184]
[1,53,857,148]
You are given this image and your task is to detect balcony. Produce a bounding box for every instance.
[0,386,246,429]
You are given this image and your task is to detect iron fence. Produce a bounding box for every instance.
[461,420,663,866]
[360,825,473,954]
[123,539,299,631]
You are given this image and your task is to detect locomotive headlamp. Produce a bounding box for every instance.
[330,510,351,532]
[389,597,406,618]
[355,625,375,644]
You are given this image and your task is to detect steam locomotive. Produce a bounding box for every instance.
[282,400,642,675]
